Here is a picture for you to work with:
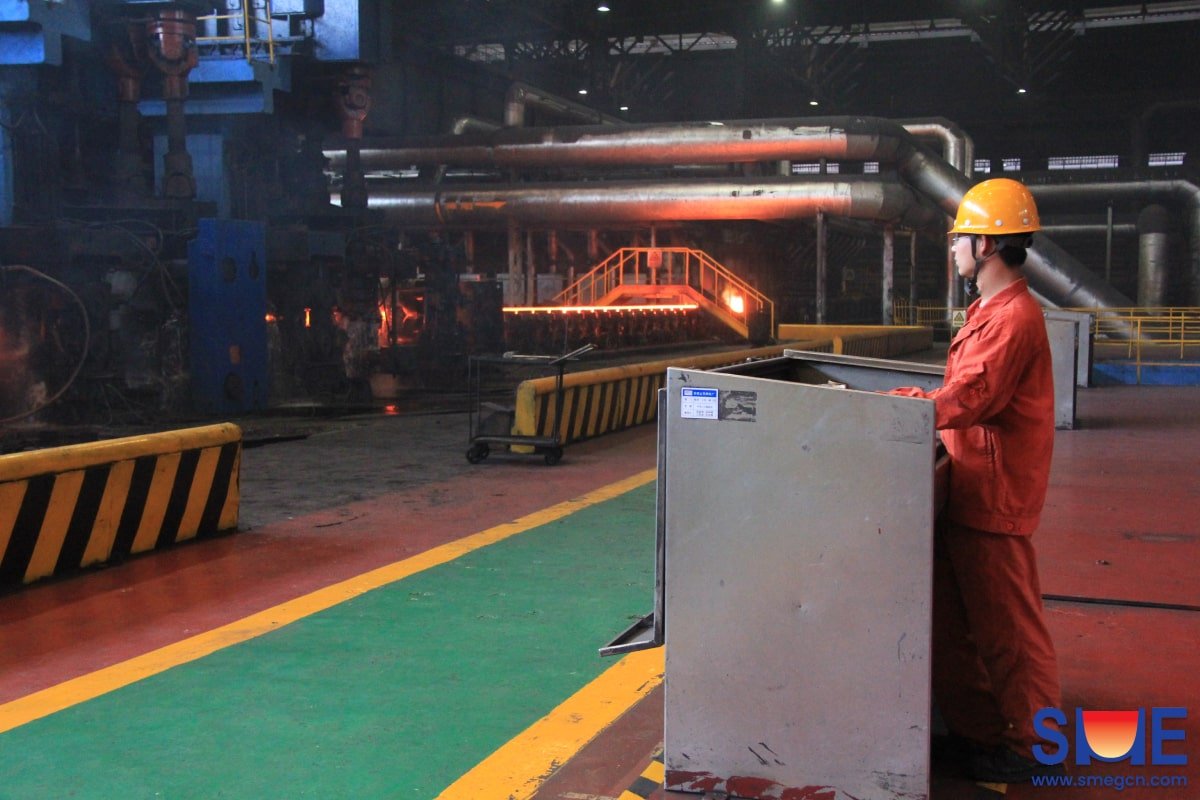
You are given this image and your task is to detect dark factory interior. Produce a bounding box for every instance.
[1,0,1197,433]
[3,4,1200,800]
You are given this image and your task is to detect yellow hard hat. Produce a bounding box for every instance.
[951,178,1041,235]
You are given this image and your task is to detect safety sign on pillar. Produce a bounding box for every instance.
[951,309,967,332]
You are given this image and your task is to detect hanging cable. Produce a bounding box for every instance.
[0,265,92,425]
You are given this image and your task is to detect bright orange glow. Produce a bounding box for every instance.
[264,312,278,324]
[383,404,400,416]
[378,301,392,346]
[726,294,745,314]
[304,307,312,328]
[378,291,426,346]
[502,303,699,314]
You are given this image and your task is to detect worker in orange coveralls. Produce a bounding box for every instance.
[889,178,1065,784]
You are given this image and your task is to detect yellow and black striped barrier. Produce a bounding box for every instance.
[512,342,824,446]
[512,326,933,446]
[0,423,241,588]
[619,752,664,800]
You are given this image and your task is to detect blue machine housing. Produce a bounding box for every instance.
[0,0,92,65]
[188,218,268,414]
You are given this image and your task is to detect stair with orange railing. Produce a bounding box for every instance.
[552,247,774,340]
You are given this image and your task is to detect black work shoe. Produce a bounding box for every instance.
[969,746,1067,783]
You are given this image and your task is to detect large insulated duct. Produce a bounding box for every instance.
[1030,180,1200,305]
[898,118,974,308]
[899,117,975,176]
[326,117,912,171]
[351,176,945,229]
[326,116,1133,312]
[1138,204,1171,306]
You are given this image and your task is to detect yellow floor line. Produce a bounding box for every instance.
[436,648,665,800]
[0,468,657,735]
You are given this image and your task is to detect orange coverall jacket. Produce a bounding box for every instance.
[891,279,1054,535]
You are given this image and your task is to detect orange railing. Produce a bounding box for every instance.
[553,247,775,338]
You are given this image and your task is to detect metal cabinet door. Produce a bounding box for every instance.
[661,366,936,800]
[600,389,666,656]
[1044,315,1080,430]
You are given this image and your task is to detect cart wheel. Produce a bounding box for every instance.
[544,447,563,466]
[466,443,490,464]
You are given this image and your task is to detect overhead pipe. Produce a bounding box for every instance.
[898,117,975,176]
[450,116,501,135]
[326,117,914,171]
[1030,180,1200,305]
[435,116,501,185]
[887,137,1137,314]
[899,118,974,309]
[326,116,1133,313]
[504,81,623,127]
[891,132,973,310]
[349,176,946,229]
[1040,224,1137,236]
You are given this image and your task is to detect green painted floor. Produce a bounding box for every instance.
[1,484,655,799]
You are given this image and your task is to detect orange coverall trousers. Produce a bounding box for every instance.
[933,518,1062,758]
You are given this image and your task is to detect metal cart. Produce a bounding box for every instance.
[465,344,594,466]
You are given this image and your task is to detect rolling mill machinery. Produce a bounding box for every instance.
[2,0,1197,434]
[0,0,498,431]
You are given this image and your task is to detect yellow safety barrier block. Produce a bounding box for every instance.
[512,327,933,447]
[0,423,241,587]
[512,342,829,446]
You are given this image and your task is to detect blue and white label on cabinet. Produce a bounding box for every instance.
[680,387,719,420]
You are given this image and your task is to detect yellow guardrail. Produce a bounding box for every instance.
[892,299,967,329]
[893,301,1200,384]
[198,0,277,63]
[1067,307,1200,384]
[1060,307,1200,352]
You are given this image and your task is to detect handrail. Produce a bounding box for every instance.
[892,301,1200,384]
[553,247,776,336]
[197,0,277,63]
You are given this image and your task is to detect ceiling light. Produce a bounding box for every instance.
[809,99,819,106]
[619,105,629,111]
[596,3,610,10]
[578,89,588,95]
[1017,87,1027,94]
